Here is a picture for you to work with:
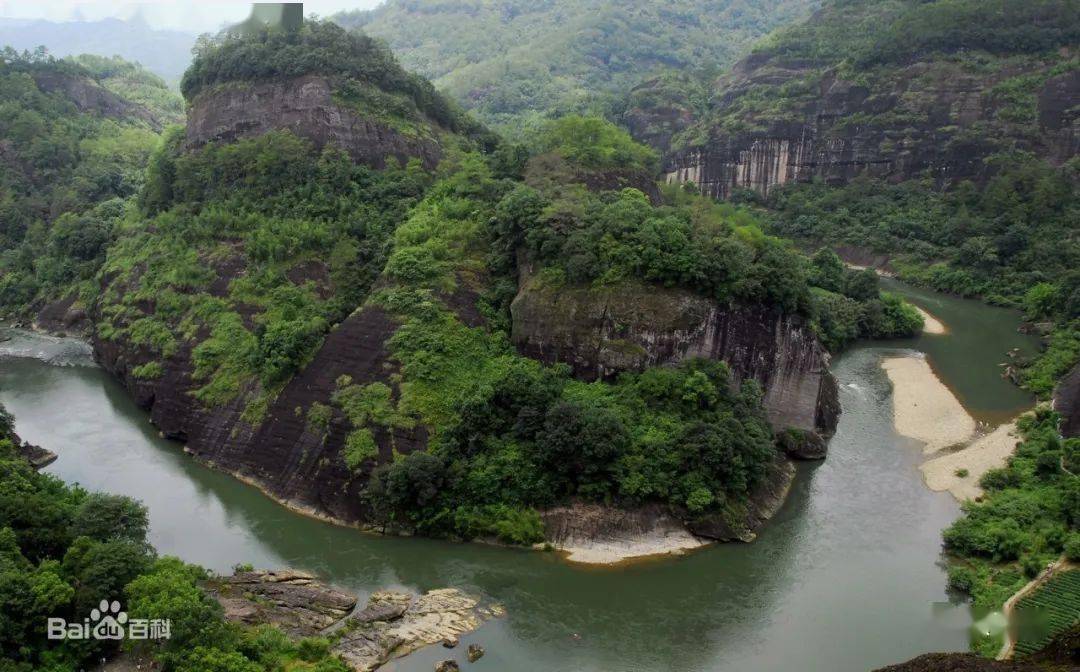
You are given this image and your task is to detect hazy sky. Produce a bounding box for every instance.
[0,1,384,33]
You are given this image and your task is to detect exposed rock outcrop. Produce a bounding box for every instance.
[184,75,441,169]
[686,456,796,542]
[34,294,90,337]
[17,441,57,470]
[1054,361,1080,438]
[657,48,1079,200]
[510,276,840,442]
[208,569,503,672]
[93,304,418,528]
[540,501,709,563]
[30,70,160,129]
[540,454,798,559]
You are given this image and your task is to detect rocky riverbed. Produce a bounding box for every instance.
[206,569,504,672]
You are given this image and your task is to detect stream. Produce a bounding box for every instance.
[0,281,1039,672]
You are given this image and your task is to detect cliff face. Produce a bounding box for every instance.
[1054,361,1080,438]
[30,70,161,129]
[93,302,421,527]
[185,74,442,169]
[660,55,1080,200]
[510,275,839,443]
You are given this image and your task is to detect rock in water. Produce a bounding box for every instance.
[434,662,460,672]
[442,636,459,648]
[467,644,484,662]
[207,569,357,636]
[335,589,504,671]
[209,570,503,672]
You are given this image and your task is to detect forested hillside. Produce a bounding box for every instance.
[334,0,819,136]
[0,50,179,319]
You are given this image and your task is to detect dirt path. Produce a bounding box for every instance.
[997,557,1076,660]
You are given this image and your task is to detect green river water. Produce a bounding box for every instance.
[0,281,1039,672]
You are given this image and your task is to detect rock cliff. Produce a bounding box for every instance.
[639,0,1080,201]
[184,75,442,169]
[510,275,840,443]
[1054,361,1080,438]
[93,303,418,527]
[30,70,161,130]
[660,56,1079,200]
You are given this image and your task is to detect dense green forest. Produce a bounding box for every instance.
[0,49,178,317]
[334,0,819,136]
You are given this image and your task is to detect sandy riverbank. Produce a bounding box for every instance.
[915,306,947,335]
[883,352,1027,503]
[541,502,710,564]
[921,421,1021,501]
[882,355,976,455]
[556,528,710,564]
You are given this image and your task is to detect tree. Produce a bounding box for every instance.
[70,493,149,544]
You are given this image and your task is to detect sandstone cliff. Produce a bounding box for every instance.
[636,0,1079,201]
[510,275,840,444]
[184,75,442,169]
[1054,361,1080,438]
[93,303,416,527]
[660,57,1079,200]
[30,70,162,130]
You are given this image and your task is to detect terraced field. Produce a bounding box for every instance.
[1013,569,1080,657]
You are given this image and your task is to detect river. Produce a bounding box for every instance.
[0,281,1038,672]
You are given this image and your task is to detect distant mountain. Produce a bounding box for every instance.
[0,17,196,86]
[335,0,820,136]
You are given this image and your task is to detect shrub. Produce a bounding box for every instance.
[342,429,378,473]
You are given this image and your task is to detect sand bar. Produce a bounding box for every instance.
[920,421,1021,501]
[915,306,947,334]
[556,529,709,564]
[882,354,976,454]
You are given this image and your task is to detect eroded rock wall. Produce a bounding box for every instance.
[510,276,839,441]
[661,56,1080,200]
[184,75,441,169]
[31,70,161,129]
[92,304,419,527]
[1054,361,1080,438]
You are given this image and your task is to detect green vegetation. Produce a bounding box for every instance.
[1012,569,1080,658]
[757,0,1078,67]
[533,115,658,173]
[67,54,183,123]
[0,403,350,672]
[98,130,431,411]
[942,410,1080,654]
[335,0,817,136]
[0,49,170,314]
[348,149,781,542]
[767,160,1079,394]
